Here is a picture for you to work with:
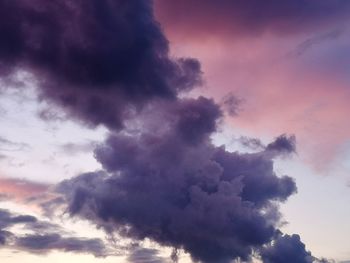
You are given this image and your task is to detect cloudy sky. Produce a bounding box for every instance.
[0,0,349,262]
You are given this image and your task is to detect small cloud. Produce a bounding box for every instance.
[238,136,265,151]
[58,141,97,155]
[15,233,107,257]
[288,30,343,57]
[221,93,244,117]
[265,134,296,157]
[38,107,67,123]
[127,247,168,263]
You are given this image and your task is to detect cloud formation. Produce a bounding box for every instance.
[0,0,201,129]
[261,234,330,263]
[0,0,332,262]
[15,233,106,257]
[127,247,167,263]
[0,208,107,257]
[0,136,30,152]
[56,97,297,262]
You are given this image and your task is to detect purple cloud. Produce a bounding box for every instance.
[0,0,201,129]
[56,97,297,262]
[260,233,330,263]
[0,209,107,257]
[127,247,166,263]
[15,233,106,257]
[0,1,331,262]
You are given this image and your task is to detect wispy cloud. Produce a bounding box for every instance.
[0,137,30,152]
[0,177,48,202]
[0,209,108,257]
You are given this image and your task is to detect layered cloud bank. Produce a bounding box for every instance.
[0,0,339,262]
[0,208,107,257]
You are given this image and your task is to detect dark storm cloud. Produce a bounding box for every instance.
[260,234,330,263]
[0,0,201,129]
[56,97,297,263]
[0,209,107,256]
[156,0,350,37]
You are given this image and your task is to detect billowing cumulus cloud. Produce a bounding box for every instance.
[55,97,297,262]
[0,0,201,129]
[156,0,350,37]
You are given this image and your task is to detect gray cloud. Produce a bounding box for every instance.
[0,208,107,257]
[58,141,97,155]
[289,30,343,57]
[127,247,168,263]
[0,0,201,130]
[260,233,331,263]
[0,136,30,152]
[15,233,106,257]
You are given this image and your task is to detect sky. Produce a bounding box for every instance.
[0,0,349,262]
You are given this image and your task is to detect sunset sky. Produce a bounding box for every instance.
[0,1,349,262]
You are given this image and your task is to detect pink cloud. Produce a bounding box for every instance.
[0,176,49,201]
[155,0,350,39]
[156,21,350,172]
